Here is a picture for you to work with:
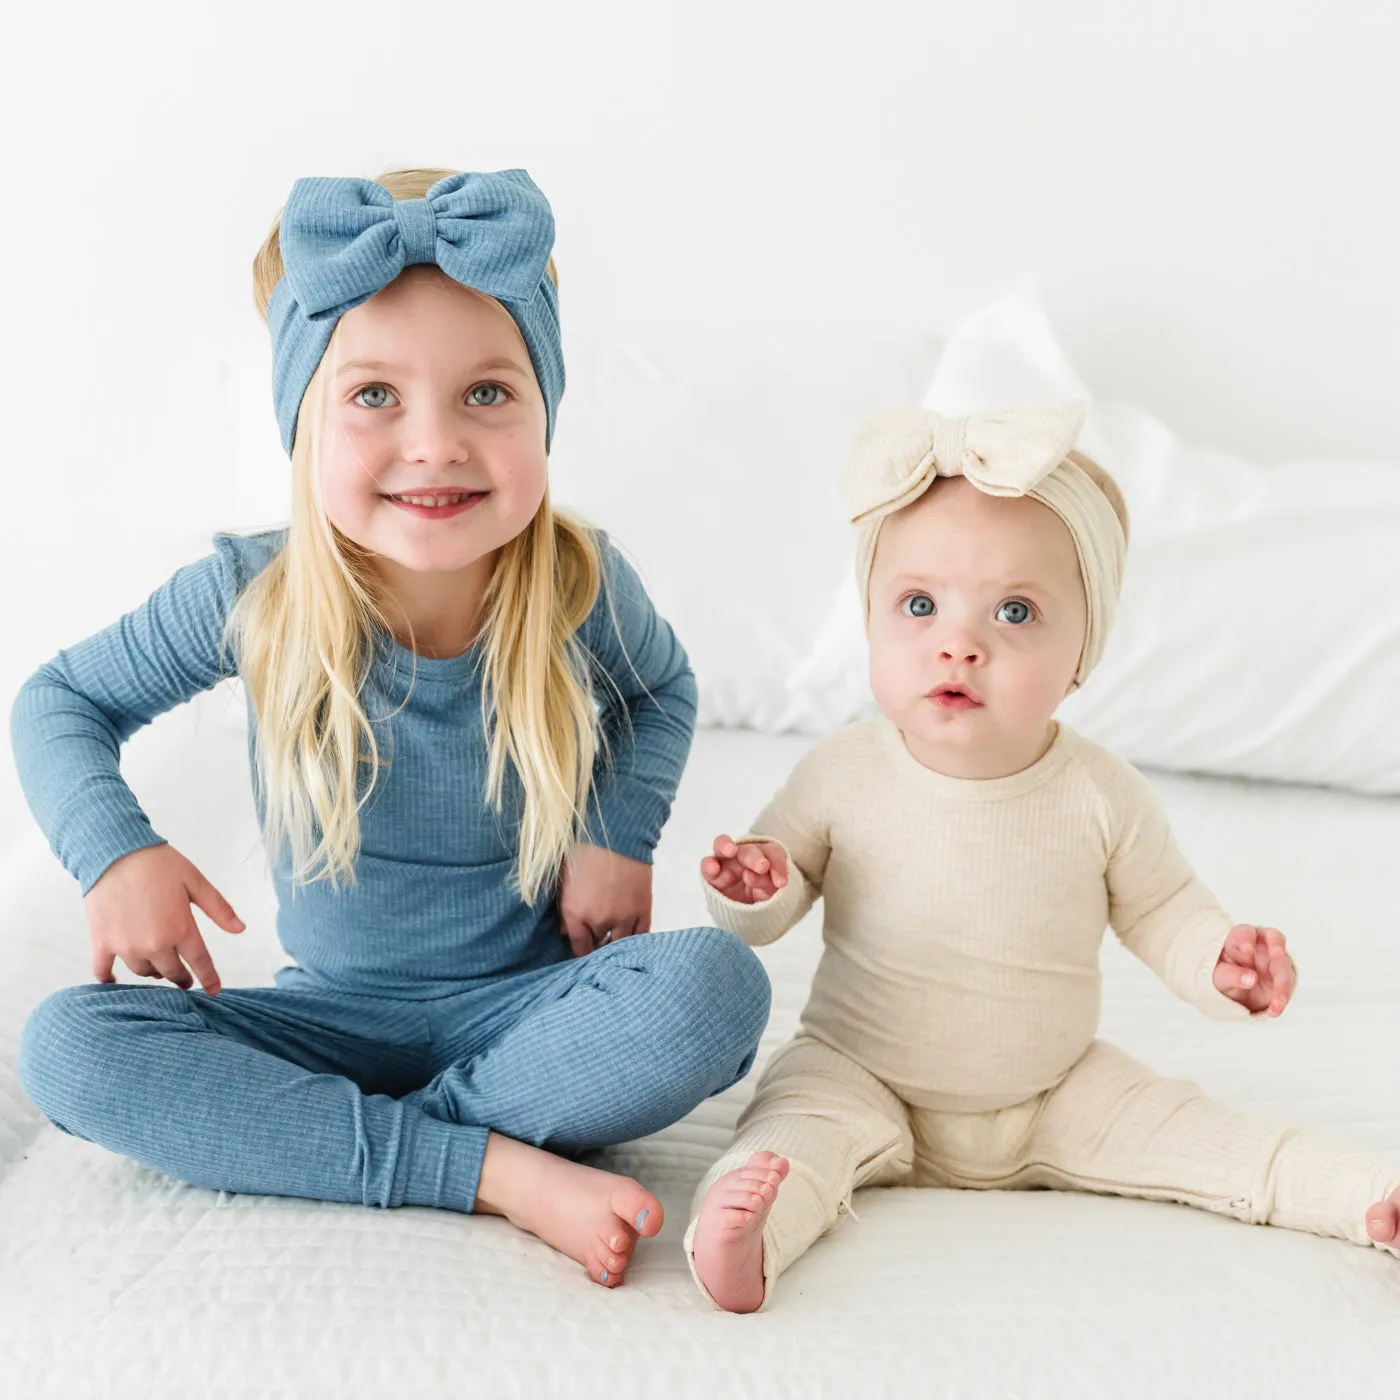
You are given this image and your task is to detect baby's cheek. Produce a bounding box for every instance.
[866,640,913,718]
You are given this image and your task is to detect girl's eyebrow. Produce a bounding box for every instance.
[335,355,530,377]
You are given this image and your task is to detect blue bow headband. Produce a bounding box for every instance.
[267,169,564,455]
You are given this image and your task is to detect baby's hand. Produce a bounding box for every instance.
[84,843,245,995]
[701,835,788,905]
[1212,923,1296,1017]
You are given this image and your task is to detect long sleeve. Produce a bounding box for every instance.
[578,535,698,864]
[9,539,249,894]
[1105,763,1255,1023]
[702,740,832,947]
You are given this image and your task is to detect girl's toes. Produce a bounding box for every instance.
[612,1181,663,1238]
[598,1237,631,1274]
[606,1228,637,1260]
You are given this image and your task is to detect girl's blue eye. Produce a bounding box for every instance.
[354,385,396,409]
[997,600,1033,625]
[468,383,509,406]
[901,593,935,618]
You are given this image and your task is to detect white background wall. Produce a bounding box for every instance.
[2,0,1396,857]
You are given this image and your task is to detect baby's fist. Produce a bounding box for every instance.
[1212,923,1296,1017]
[701,835,788,905]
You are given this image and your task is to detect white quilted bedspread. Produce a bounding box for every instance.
[1,689,1397,1398]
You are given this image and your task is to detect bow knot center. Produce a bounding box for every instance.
[392,197,438,267]
[929,416,970,479]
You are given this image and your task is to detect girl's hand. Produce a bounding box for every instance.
[557,844,653,959]
[1212,923,1296,1017]
[700,835,788,905]
[84,844,245,996]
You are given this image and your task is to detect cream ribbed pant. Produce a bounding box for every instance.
[685,1035,1400,1309]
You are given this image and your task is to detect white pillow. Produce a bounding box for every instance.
[785,281,1400,796]
[547,321,942,729]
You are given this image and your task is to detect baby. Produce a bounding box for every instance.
[685,401,1400,1312]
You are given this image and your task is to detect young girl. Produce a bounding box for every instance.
[685,401,1400,1311]
[13,166,771,1291]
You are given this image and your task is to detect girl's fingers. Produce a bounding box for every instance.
[150,950,193,990]
[189,876,245,935]
[176,932,222,995]
[562,920,595,959]
[91,949,116,984]
[124,956,158,979]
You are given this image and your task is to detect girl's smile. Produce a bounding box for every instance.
[380,488,490,520]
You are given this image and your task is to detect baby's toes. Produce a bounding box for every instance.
[736,1171,778,1202]
[747,1151,787,1173]
[1365,1197,1400,1245]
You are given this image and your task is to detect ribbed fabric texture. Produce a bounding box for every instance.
[704,715,1254,1115]
[10,528,698,998]
[268,170,565,453]
[11,527,773,1213]
[687,718,1400,1308]
[686,1034,1400,1309]
[19,926,769,1213]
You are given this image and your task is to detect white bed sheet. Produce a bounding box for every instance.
[1,688,1397,1398]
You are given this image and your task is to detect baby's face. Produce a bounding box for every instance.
[866,477,1087,774]
[314,265,549,576]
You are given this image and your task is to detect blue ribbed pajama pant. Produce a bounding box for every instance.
[18,925,769,1212]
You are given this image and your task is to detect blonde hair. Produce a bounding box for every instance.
[229,166,602,906]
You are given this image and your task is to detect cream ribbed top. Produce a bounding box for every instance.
[704,718,1254,1113]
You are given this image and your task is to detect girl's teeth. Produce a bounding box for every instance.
[395,494,472,506]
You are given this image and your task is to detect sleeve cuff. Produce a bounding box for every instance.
[1174,910,1262,1023]
[582,773,672,865]
[700,835,809,947]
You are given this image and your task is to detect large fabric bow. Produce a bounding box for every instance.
[841,402,1086,523]
[266,169,564,454]
[842,400,1126,688]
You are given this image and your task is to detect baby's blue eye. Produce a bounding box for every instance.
[997,600,1032,625]
[901,594,935,618]
[469,383,508,406]
[354,385,395,409]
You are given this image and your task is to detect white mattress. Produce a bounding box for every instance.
[1,688,1397,1398]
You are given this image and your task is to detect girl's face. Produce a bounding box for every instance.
[315,265,549,577]
[866,477,1088,777]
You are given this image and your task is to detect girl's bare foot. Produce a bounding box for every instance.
[691,1151,790,1313]
[1364,1185,1400,1256]
[474,1132,663,1287]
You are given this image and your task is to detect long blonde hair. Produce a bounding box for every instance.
[228,166,604,905]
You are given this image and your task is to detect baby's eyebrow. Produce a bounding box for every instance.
[890,572,1056,599]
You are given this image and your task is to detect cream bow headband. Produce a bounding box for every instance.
[840,401,1126,688]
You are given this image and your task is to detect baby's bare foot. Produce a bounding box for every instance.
[1364,1185,1400,1256]
[475,1134,663,1287]
[692,1150,790,1313]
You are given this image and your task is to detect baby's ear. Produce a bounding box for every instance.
[1066,449,1130,546]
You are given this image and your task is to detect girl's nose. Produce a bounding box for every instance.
[400,404,471,466]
